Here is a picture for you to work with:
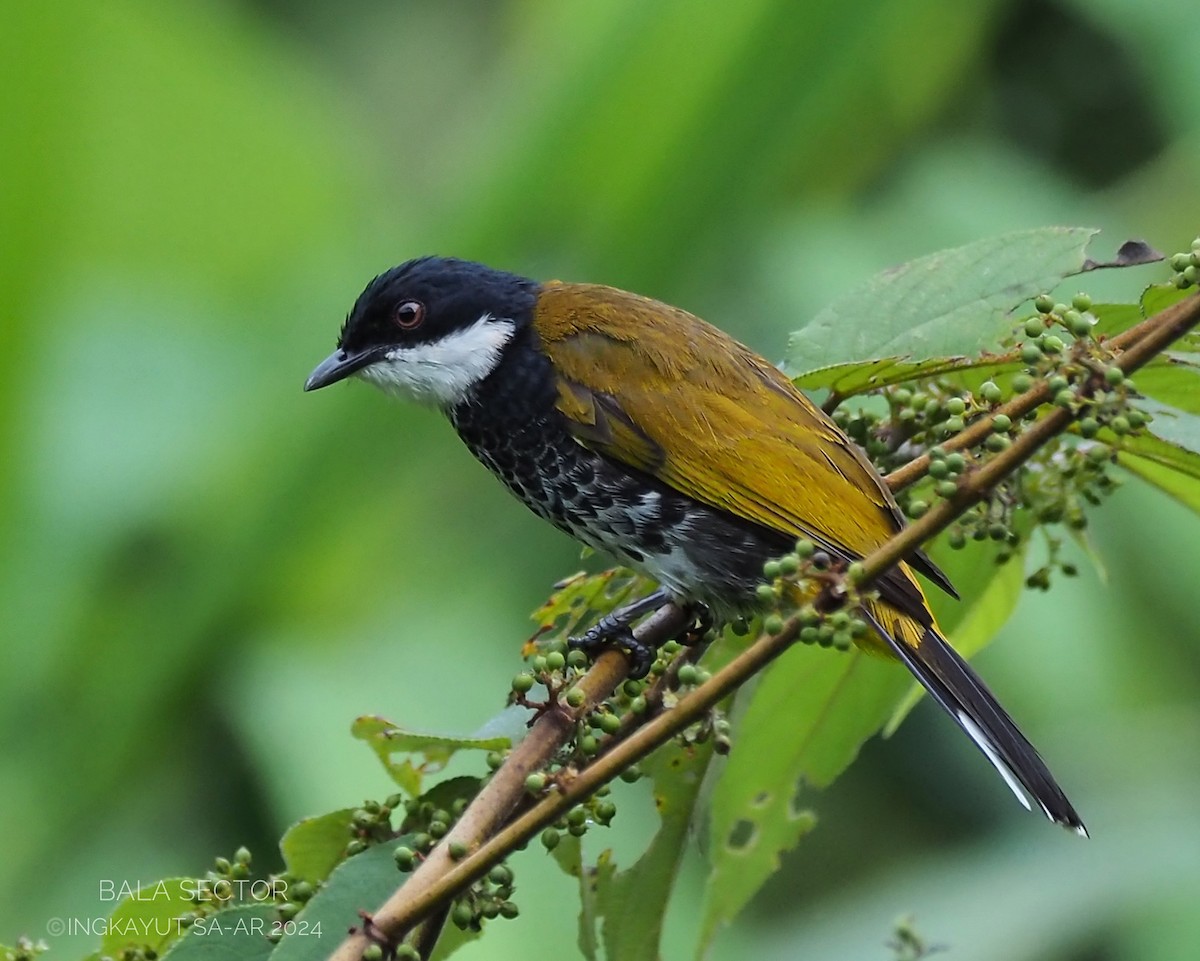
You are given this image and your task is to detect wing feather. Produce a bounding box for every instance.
[536,282,948,618]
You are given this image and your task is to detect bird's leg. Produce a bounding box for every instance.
[569,588,672,679]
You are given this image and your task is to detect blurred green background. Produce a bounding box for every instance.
[3,1,1198,959]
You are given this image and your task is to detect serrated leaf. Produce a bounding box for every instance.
[280,810,356,885]
[351,716,512,796]
[529,568,652,644]
[791,354,1015,397]
[100,878,197,956]
[1119,424,1200,515]
[784,228,1158,384]
[269,839,410,961]
[161,905,277,961]
[698,647,907,955]
[596,743,713,961]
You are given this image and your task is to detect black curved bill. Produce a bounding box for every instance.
[304,348,378,391]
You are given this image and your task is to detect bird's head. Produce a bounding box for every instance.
[304,256,538,407]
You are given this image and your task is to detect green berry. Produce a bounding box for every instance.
[1053,303,1069,317]
[545,651,565,671]
[565,687,586,708]
[677,664,699,685]
[362,945,383,961]
[906,499,929,518]
[525,773,546,794]
[795,539,816,558]
[1078,417,1100,438]
[943,415,965,435]
[595,799,617,822]
[620,765,643,783]
[1111,415,1131,435]
[567,649,589,668]
[1066,311,1092,337]
[1087,444,1110,464]
[777,553,800,575]
[566,806,587,827]
[393,846,415,871]
[499,902,520,920]
[985,434,1010,452]
[1071,293,1092,312]
[396,946,421,961]
[486,750,505,770]
[1041,334,1065,354]
[1054,389,1074,409]
[629,695,647,714]
[945,452,966,473]
[755,583,775,605]
[599,712,621,734]
[1024,317,1044,338]
[451,902,474,929]
[936,480,958,498]
[1012,373,1034,393]
[448,841,467,860]
[489,864,513,886]
[945,397,966,416]
[512,673,535,694]
[1035,293,1055,313]
[991,414,1012,433]
[541,828,560,850]
[234,847,252,866]
[799,625,821,644]
[980,381,1003,404]
[1020,343,1042,365]
[1185,265,1199,285]
[531,655,547,673]
[764,613,785,635]
[947,529,966,550]
[928,459,949,478]
[1104,366,1125,386]
[346,839,367,856]
[429,819,448,838]
[762,559,781,579]
[622,679,644,697]
[579,734,599,755]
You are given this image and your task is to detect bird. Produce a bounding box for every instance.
[304,255,1086,836]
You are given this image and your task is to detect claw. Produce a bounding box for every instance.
[569,622,657,679]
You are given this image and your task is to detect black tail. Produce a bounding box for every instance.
[863,608,1088,836]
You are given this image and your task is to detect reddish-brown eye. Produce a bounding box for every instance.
[393,300,424,330]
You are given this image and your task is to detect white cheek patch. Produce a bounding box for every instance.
[357,315,515,408]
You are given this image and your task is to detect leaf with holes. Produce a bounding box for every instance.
[593,742,713,961]
[698,646,909,955]
[784,228,1161,393]
[351,716,513,797]
[529,567,654,646]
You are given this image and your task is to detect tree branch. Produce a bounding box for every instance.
[328,289,1200,961]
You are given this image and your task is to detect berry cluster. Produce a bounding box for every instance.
[1169,237,1200,289]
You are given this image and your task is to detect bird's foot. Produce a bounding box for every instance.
[569,616,657,680]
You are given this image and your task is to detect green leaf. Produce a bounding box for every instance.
[596,743,713,961]
[350,716,512,796]
[548,834,601,961]
[1119,431,1200,515]
[280,810,356,885]
[530,568,653,641]
[269,839,410,961]
[698,647,907,954]
[784,228,1159,386]
[161,905,277,961]
[100,878,198,956]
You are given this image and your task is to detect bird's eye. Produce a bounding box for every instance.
[393,300,425,330]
